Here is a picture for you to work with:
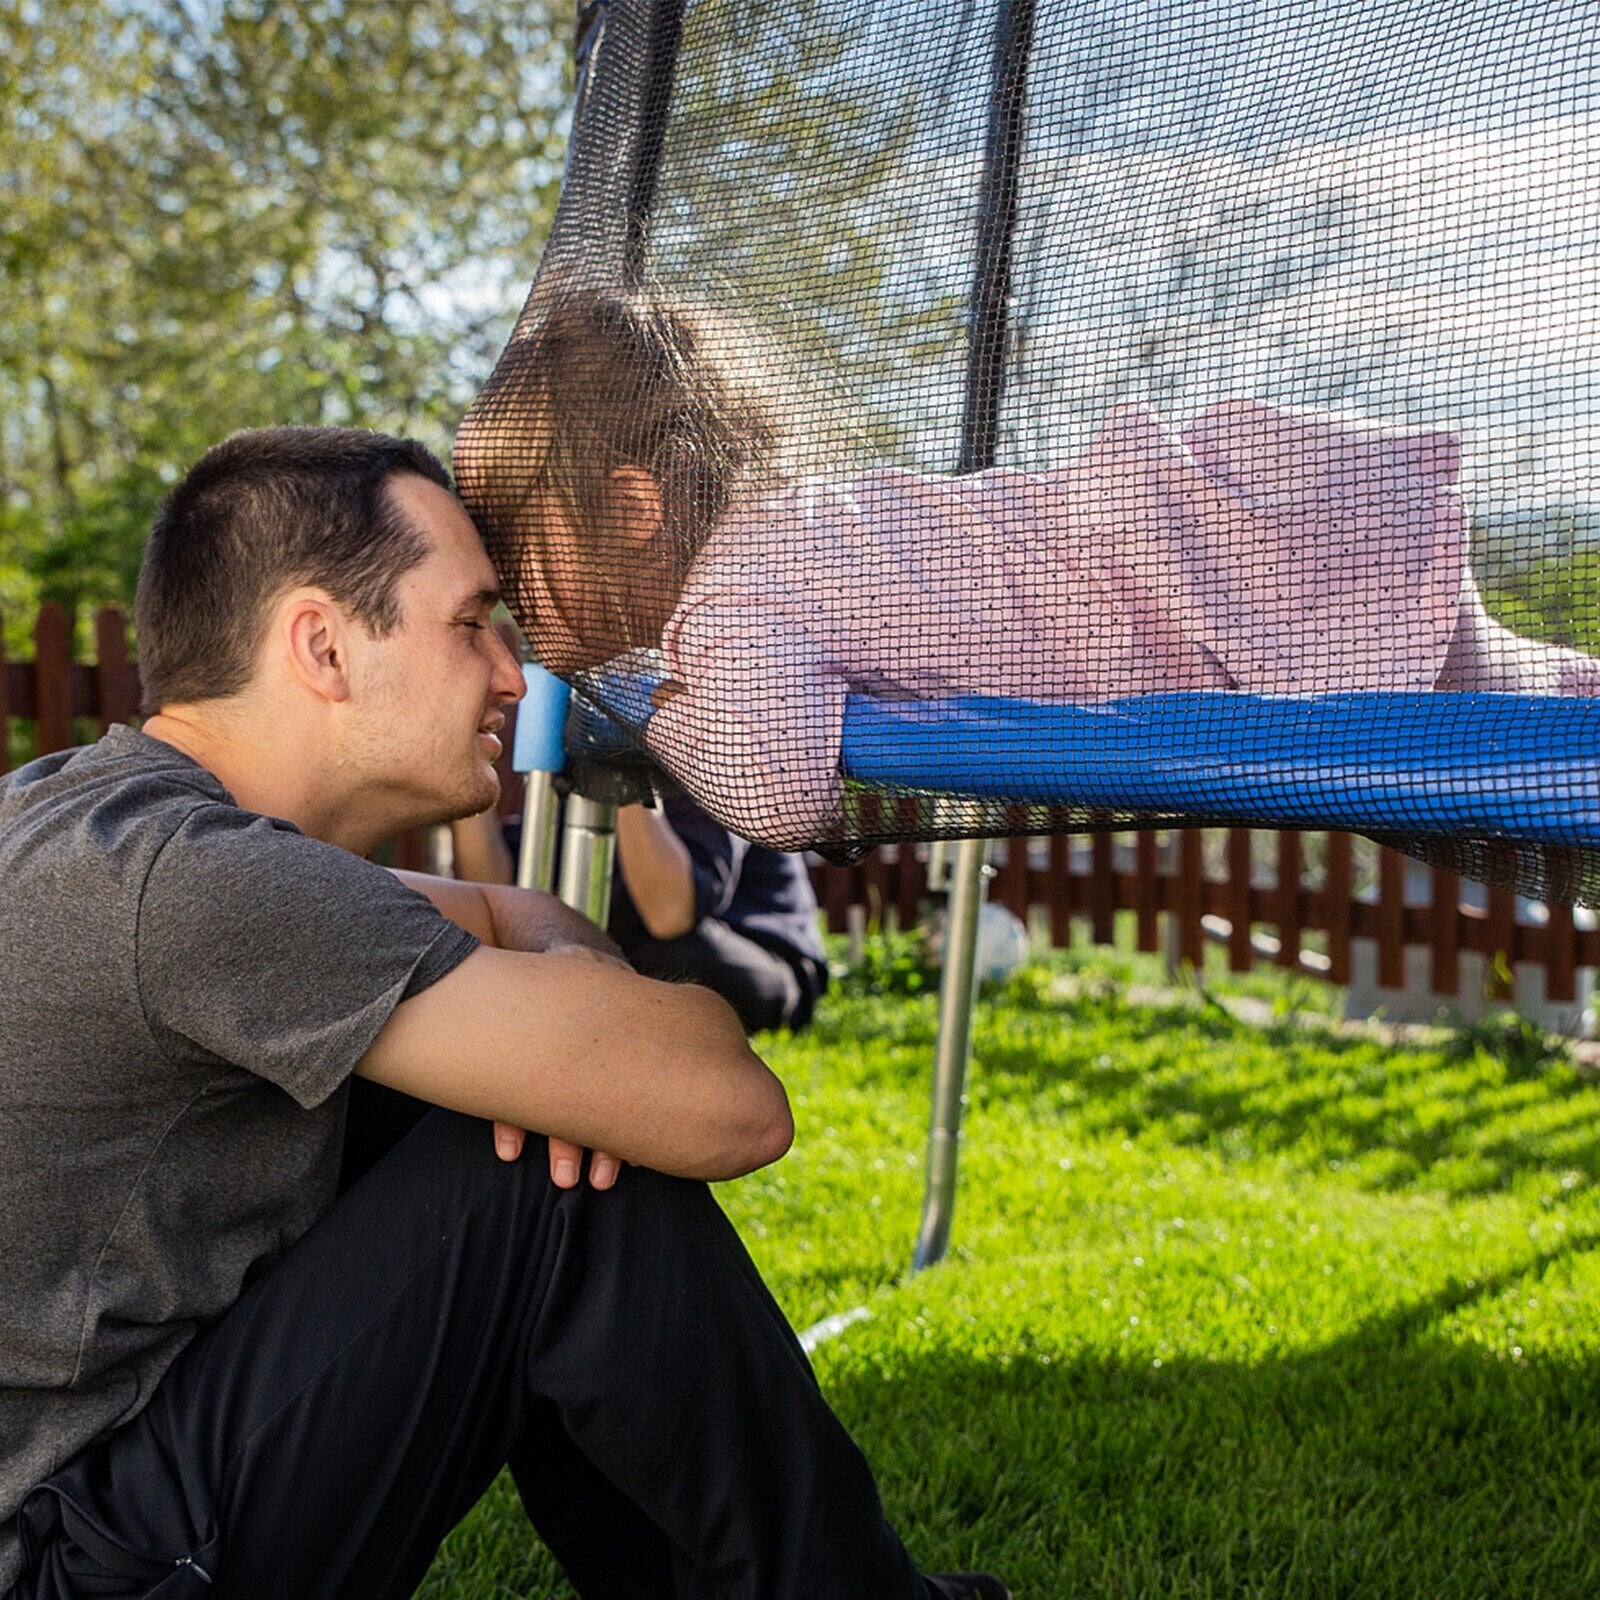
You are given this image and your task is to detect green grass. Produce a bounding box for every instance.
[420,953,1600,1598]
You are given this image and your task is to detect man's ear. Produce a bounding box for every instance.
[608,466,665,545]
[280,591,356,704]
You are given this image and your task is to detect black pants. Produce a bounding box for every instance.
[13,1096,929,1600]
[625,921,824,1035]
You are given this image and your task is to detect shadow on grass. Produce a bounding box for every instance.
[967,987,1600,1201]
[824,1244,1600,1598]
[422,1235,1600,1599]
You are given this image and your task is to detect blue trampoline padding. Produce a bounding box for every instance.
[840,692,1600,844]
[512,662,572,775]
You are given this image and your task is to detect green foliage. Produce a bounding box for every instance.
[424,960,1600,1597]
[0,0,569,640]
[647,0,946,466]
[1447,1009,1572,1083]
[1477,541,1600,655]
[831,924,939,998]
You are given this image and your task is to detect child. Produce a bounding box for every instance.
[455,289,1600,850]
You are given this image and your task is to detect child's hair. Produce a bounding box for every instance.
[454,285,793,637]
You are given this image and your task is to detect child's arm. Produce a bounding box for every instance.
[645,604,848,850]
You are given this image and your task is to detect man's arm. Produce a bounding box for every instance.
[394,869,623,961]
[392,870,636,1183]
[356,945,793,1181]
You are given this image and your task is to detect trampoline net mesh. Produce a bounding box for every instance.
[455,0,1600,903]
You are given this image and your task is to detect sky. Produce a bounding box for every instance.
[742,0,1600,505]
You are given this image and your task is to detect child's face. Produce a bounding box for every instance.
[522,475,675,673]
[522,505,617,673]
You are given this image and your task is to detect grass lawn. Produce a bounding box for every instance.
[420,940,1600,1598]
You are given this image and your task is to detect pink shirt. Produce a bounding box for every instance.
[647,399,1468,847]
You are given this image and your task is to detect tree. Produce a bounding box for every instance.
[0,0,570,646]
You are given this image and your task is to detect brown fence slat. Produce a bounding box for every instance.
[1048,834,1073,946]
[1177,830,1205,969]
[1428,868,1460,996]
[993,834,1029,923]
[93,607,141,731]
[1226,829,1252,971]
[859,834,896,927]
[1323,832,1353,984]
[894,844,923,931]
[0,615,10,774]
[1089,832,1116,946]
[33,604,74,756]
[1275,832,1302,970]
[1134,831,1159,952]
[814,859,857,934]
[1545,899,1577,1004]
[1485,885,1517,1000]
[392,828,431,873]
[1376,847,1407,989]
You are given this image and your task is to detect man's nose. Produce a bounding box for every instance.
[491,629,527,703]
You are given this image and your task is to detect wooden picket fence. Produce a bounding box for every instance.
[0,602,432,872]
[5,602,1594,1005]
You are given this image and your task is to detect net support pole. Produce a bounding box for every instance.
[553,0,686,912]
[913,0,1037,1273]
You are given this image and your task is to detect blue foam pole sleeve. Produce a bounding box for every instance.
[512,663,571,775]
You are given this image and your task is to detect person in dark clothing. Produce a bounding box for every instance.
[0,427,1010,1600]
[453,792,829,1034]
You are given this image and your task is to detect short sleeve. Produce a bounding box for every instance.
[137,804,478,1108]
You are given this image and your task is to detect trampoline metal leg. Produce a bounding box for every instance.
[517,770,565,894]
[557,794,618,925]
[912,836,991,1273]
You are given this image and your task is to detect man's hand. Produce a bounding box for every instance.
[360,945,792,1183]
[393,871,637,1186]
[490,941,630,1188]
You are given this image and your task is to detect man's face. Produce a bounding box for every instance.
[345,475,526,831]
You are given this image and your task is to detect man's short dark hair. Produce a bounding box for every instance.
[135,427,452,712]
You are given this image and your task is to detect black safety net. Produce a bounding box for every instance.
[455,0,1600,903]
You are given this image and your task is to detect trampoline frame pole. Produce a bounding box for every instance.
[912,0,1037,1272]
[518,773,564,894]
[913,836,992,1272]
[511,663,573,894]
[557,795,618,924]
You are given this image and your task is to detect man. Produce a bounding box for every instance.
[0,428,1009,1600]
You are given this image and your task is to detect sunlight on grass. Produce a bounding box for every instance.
[422,957,1600,1598]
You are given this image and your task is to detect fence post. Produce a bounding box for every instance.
[1276,833,1303,971]
[1428,867,1460,997]
[1226,829,1252,970]
[1134,831,1160,952]
[1324,833,1353,985]
[0,613,10,773]
[1176,830,1205,971]
[33,603,74,756]
[94,607,141,731]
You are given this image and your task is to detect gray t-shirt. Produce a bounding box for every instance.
[0,726,478,1588]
